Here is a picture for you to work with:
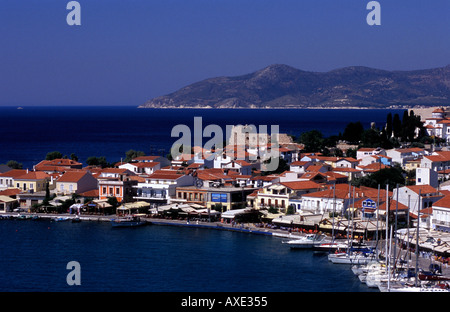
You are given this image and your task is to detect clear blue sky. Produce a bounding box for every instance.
[1,0,449,106]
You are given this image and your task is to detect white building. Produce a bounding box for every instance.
[134,170,194,204]
[432,194,450,232]
[392,185,443,216]
[415,167,438,188]
[356,147,386,160]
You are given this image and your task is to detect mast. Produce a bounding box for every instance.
[394,183,399,272]
[376,184,380,260]
[415,190,421,287]
[385,184,389,259]
[331,183,336,244]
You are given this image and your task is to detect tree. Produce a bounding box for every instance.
[392,113,402,139]
[86,156,110,168]
[46,151,63,160]
[386,113,393,138]
[352,165,405,191]
[70,153,79,161]
[6,160,23,169]
[298,130,324,153]
[124,149,146,163]
[343,122,364,143]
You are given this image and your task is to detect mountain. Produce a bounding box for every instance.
[139,64,450,109]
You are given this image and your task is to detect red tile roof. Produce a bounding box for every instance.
[57,171,91,183]
[15,171,50,180]
[279,181,322,190]
[0,169,28,178]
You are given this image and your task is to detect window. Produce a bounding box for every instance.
[116,187,120,195]
[102,187,106,194]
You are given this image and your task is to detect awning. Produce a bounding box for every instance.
[221,208,254,219]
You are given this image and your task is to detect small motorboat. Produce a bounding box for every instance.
[283,233,328,249]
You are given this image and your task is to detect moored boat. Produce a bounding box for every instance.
[111,214,147,227]
[283,233,328,249]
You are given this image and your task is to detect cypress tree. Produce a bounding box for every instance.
[393,113,402,139]
[386,112,393,138]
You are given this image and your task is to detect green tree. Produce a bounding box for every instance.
[343,122,364,143]
[86,156,110,168]
[386,112,393,138]
[124,149,146,163]
[6,160,23,169]
[298,130,324,152]
[70,153,79,161]
[45,151,63,160]
[392,113,402,139]
[352,165,405,191]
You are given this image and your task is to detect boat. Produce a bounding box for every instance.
[386,282,450,292]
[283,233,328,249]
[313,241,349,253]
[111,214,147,227]
[53,217,70,222]
[418,271,450,281]
[328,250,377,265]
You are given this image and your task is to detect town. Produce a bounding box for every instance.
[2,108,450,280]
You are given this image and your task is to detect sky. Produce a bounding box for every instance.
[0,0,449,106]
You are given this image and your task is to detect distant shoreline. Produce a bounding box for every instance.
[137,106,419,110]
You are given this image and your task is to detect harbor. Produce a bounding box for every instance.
[2,210,450,292]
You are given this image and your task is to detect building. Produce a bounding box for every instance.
[415,167,438,188]
[34,158,82,173]
[423,107,450,143]
[0,195,17,213]
[0,169,28,190]
[14,171,52,193]
[98,168,137,203]
[134,170,194,204]
[356,147,386,160]
[431,193,450,232]
[118,162,161,175]
[55,171,98,195]
[392,185,444,216]
[256,181,322,212]
[386,148,425,168]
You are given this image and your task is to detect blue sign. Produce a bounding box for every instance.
[211,193,227,203]
[362,198,376,211]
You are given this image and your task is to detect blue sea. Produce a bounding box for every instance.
[0,107,400,294]
[0,106,404,170]
[0,219,377,293]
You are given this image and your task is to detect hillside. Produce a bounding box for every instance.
[139,64,450,109]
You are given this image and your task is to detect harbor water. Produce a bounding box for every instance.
[0,219,378,292]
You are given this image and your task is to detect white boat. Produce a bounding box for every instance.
[313,241,349,252]
[328,251,377,265]
[352,261,383,276]
[53,216,70,222]
[385,282,450,292]
[283,233,327,249]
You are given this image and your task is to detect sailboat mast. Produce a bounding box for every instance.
[376,184,380,260]
[331,183,336,243]
[385,184,389,259]
[415,190,421,287]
